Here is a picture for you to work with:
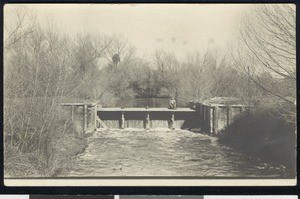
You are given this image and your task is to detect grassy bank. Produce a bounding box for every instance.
[218,104,296,177]
[4,104,88,177]
[5,134,87,177]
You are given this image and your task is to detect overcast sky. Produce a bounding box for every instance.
[5,4,255,60]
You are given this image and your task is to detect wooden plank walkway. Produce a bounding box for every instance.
[97,107,195,112]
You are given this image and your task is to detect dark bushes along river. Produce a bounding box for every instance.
[218,104,296,177]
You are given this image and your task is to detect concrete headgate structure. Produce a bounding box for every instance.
[60,101,249,135]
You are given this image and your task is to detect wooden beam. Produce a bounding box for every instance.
[227,106,232,126]
[96,117,108,129]
[145,112,150,130]
[83,104,87,133]
[60,103,97,106]
[212,106,219,135]
[209,106,213,134]
[91,104,97,131]
[120,111,125,129]
[169,112,175,130]
[98,107,195,112]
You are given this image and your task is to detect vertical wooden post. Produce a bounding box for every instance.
[83,104,87,134]
[227,106,232,126]
[91,104,97,131]
[212,106,219,135]
[201,105,204,131]
[120,111,125,129]
[169,112,175,129]
[145,112,150,130]
[199,104,203,124]
[208,107,212,133]
[71,105,74,122]
[203,106,206,131]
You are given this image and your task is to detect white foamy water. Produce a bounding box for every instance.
[63,129,288,177]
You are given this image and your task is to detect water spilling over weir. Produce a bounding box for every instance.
[63,129,288,177]
[60,102,247,135]
[98,108,198,130]
[59,101,290,178]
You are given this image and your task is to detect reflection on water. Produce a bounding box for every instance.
[64,129,288,177]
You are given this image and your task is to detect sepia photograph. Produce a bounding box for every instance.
[3,4,296,186]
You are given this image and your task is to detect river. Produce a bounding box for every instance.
[64,129,288,177]
[63,98,289,178]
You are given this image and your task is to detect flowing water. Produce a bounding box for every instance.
[64,129,288,177]
[63,98,289,178]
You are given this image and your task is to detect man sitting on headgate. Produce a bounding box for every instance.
[169,97,177,109]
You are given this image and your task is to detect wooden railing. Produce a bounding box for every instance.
[60,103,97,134]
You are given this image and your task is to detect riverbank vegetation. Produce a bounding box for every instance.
[4,4,295,177]
[218,4,296,175]
[218,100,296,176]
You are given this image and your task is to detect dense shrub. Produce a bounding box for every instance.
[4,98,85,177]
[219,104,296,176]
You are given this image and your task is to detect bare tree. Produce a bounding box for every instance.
[177,50,228,102]
[65,33,111,100]
[152,50,180,97]
[233,4,296,124]
[4,5,36,51]
[105,33,136,66]
[4,12,83,176]
[233,4,296,103]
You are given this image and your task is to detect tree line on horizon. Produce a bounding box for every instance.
[3,4,296,177]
